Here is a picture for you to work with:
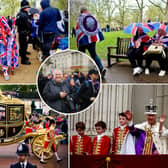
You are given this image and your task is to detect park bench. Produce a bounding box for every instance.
[107,37,131,67]
[107,37,168,71]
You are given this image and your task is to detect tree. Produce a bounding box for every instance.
[148,0,168,22]
[1,0,20,17]
[51,0,67,10]
[70,0,88,28]
[89,0,116,26]
[145,5,164,22]
[105,0,116,26]
[135,0,145,22]
[116,0,127,27]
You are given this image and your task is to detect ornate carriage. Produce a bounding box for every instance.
[0,92,64,160]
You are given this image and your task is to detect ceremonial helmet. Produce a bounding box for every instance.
[144,99,157,115]
[21,0,30,9]
[16,143,30,156]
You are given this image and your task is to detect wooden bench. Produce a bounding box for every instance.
[107,37,131,67]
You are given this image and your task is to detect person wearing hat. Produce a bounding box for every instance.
[78,69,100,110]
[125,100,168,155]
[10,143,37,168]
[16,0,32,65]
[40,119,62,164]
[76,7,106,79]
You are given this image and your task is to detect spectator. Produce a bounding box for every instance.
[16,0,32,65]
[39,0,61,61]
[127,27,150,75]
[78,69,99,110]
[76,7,106,79]
[144,28,168,76]
[42,69,74,113]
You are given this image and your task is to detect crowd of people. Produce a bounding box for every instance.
[0,0,68,80]
[71,102,168,155]
[38,68,100,113]
[127,27,168,76]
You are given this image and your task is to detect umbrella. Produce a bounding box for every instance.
[124,23,154,34]
[29,8,39,15]
[148,22,168,32]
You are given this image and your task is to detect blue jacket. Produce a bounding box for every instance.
[39,0,61,34]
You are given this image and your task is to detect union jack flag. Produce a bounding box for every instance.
[76,13,104,48]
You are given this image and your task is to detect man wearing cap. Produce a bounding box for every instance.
[125,100,168,155]
[10,143,37,168]
[76,7,106,79]
[78,69,100,110]
[16,0,32,65]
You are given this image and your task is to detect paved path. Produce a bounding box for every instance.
[102,59,168,83]
[0,45,41,84]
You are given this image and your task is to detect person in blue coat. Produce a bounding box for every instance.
[39,0,61,61]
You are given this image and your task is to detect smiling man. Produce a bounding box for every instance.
[42,69,74,113]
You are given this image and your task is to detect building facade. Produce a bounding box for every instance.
[40,50,97,76]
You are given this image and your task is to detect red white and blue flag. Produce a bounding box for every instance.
[76,13,104,48]
[124,23,154,34]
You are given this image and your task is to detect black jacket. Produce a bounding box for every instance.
[78,80,98,110]
[16,10,32,34]
[10,162,37,168]
[42,79,74,113]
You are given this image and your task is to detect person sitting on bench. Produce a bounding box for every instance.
[144,28,168,77]
[127,27,150,75]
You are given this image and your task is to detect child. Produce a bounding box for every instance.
[112,111,135,154]
[70,121,91,155]
[92,121,111,155]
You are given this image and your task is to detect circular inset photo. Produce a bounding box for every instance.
[37,50,101,114]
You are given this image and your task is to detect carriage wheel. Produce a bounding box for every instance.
[31,134,54,160]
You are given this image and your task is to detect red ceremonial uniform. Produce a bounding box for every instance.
[112,125,129,154]
[92,135,111,155]
[70,135,92,155]
[44,125,57,152]
[25,121,33,134]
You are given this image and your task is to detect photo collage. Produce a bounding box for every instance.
[0,0,168,168]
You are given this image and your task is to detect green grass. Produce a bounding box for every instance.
[70,31,156,59]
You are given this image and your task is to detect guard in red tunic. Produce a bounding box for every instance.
[92,121,111,155]
[24,120,34,144]
[40,119,62,164]
[71,121,91,155]
[112,112,130,154]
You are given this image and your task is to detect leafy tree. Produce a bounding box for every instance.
[145,5,164,22]
[1,0,20,17]
[148,0,168,22]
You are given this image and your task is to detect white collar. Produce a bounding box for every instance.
[77,134,82,139]
[120,124,127,130]
[97,132,105,141]
[20,160,27,168]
